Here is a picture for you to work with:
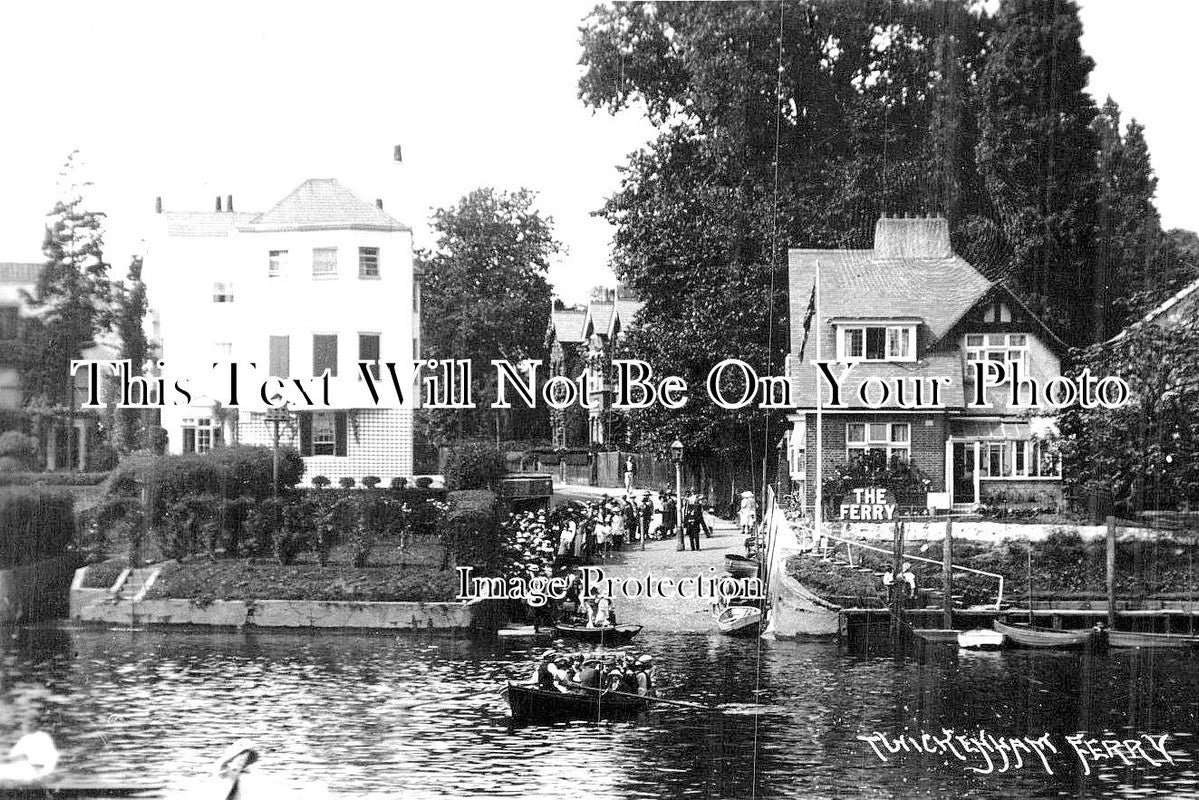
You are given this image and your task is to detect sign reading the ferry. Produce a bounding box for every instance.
[840,487,897,521]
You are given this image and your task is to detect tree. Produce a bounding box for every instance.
[975,0,1100,344]
[20,152,113,468]
[417,188,559,443]
[113,255,150,451]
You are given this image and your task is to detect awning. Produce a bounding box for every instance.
[950,420,1031,441]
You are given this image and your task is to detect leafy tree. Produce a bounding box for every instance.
[417,188,558,442]
[975,0,1099,344]
[1059,312,1199,513]
[113,255,149,451]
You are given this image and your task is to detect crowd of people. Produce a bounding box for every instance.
[530,649,655,696]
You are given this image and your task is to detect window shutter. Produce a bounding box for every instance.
[313,334,338,377]
[299,412,313,457]
[269,335,290,377]
[334,412,348,457]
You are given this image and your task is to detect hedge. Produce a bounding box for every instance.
[436,489,498,569]
[0,488,75,568]
[109,446,304,519]
[0,472,110,487]
[443,443,507,490]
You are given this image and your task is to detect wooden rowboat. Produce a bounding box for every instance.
[504,682,651,723]
[1108,629,1199,649]
[992,620,1099,648]
[713,604,762,637]
[552,623,642,645]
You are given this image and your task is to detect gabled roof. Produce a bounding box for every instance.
[0,262,42,284]
[1108,276,1199,343]
[549,310,588,344]
[587,302,615,337]
[240,179,409,233]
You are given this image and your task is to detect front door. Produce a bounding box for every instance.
[952,442,975,504]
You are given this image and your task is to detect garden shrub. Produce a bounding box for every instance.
[436,490,498,569]
[159,493,222,560]
[414,476,433,489]
[0,431,37,469]
[443,443,506,490]
[0,488,75,568]
[339,477,356,489]
[86,443,120,472]
[244,497,285,557]
[311,475,331,489]
[362,475,381,490]
[0,457,24,474]
[390,477,408,490]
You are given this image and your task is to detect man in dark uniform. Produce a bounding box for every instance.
[682,495,710,551]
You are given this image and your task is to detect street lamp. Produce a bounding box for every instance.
[263,399,292,498]
[670,439,684,547]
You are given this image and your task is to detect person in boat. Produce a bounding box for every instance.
[590,593,616,627]
[532,652,574,693]
[634,655,654,696]
[575,658,602,690]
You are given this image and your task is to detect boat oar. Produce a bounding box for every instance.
[574,684,712,711]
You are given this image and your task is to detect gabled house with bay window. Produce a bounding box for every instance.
[143,179,417,482]
[784,214,1065,512]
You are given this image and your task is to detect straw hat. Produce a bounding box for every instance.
[741,491,754,498]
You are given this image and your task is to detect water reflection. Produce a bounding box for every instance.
[0,626,1196,798]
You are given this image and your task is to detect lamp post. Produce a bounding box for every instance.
[670,439,684,546]
[263,401,292,498]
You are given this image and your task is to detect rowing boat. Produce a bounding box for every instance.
[1108,629,1199,649]
[504,682,652,723]
[992,620,1099,648]
[552,623,642,644]
[713,604,762,637]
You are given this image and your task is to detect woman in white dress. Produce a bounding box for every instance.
[738,491,758,536]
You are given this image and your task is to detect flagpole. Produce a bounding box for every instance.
[813,259,822,551]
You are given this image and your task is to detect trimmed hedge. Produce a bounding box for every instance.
[437,489,498,569]
[109,446,303,519]
[0,488,75,568]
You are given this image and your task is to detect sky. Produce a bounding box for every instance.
[0,1,1194,304]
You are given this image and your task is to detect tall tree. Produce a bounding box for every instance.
[113,255,149,450]
[975,0,1099,344]
[21,152,113,408]
[417,188,559,443]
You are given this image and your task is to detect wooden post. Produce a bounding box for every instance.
[942,519,954,629]
[890,520,905,637]
[1106,515,1117,628]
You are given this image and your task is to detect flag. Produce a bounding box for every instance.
[797,282,817,361]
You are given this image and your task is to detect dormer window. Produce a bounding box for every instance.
[837,323,914,362]
[965,333,1027,370]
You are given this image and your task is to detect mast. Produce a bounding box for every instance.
[813,259,822,549]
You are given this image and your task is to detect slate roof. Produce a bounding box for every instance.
[587,302,615,337]
[550,310,588,344]
[0,262,42,284]
[162,212,258,237]
[240,179,409,233]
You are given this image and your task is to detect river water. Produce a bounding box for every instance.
[1,625,1198,798]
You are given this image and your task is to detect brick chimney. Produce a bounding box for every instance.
[873,214,951,258]
[226,194,233,212]
[215,196,222,212]
[376,198,383,210]
[155,197,162,214]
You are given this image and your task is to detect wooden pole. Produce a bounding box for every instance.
[942,519,954,629]
[890,520,904,637]
[1106,515,1117,628]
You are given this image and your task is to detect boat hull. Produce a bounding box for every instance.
[993,620,1097,648]
[715,606,762,637]
[552,624,642,645]
[1108,630,1199,649]
[505,682,650,723]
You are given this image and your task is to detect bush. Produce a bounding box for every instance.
[414,476,433,490]
[362,476,381,490]
[0,431,37,469]
[111,446,304,520]
[0,471,109,487]
[339,477,356,490]
[159,493,223,560]
[86,444,120,472]
[436,490,498,569]
[0,488,75,568]
[443,443,507,490]
[244,497,285,558]
[0,457,24,474]
[311,475,331,489]
[150,427,169,455]
[390,477,408,490]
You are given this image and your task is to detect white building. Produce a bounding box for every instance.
[142,179,418,482]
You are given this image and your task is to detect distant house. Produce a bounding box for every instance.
[143,180,418,482]
[545,285,641,447]
[784,215,1066,512]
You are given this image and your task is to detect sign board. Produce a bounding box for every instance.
[839,486,897,521]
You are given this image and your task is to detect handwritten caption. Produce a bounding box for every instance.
[858,729,1175,776]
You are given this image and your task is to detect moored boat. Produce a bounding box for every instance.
[713,604,762,637]
[992,620,1099,648]
[958,628,1005,650]
[552,623,643,645]
[767,571,841,637]
[724,554,760,579]
[504,682,651,723]
[1108,629,1199,649]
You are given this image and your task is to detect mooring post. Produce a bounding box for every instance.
[1106,515,1117,628]
[890,520,904,637]
[942,519,954,630]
